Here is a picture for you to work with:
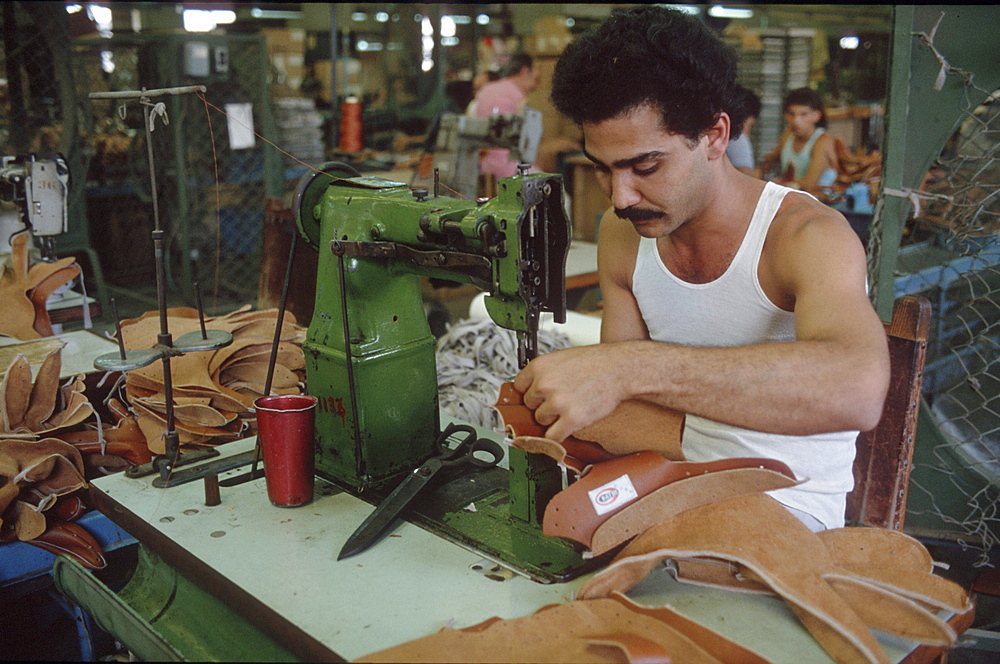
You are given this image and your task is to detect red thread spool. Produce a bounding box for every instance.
[339,96,363,153]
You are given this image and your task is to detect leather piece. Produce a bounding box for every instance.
[574,399,685,461]
[26,520,107,570]
[22,347,61,429]
[494,383,617,472]
[356,591,769,664]
[494,382,685,466]
[0,232,79,340]
[587,465,801,556]
[54,415,154,467]
[577,494,970,664]
[0,353,32,430]
[543,451,798,555]
[50,494,87,521]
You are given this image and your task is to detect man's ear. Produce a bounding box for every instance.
[704,113,731,160]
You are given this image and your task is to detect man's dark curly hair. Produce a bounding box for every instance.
[551,5,746,142]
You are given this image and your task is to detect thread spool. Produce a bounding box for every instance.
[339,96,363,153]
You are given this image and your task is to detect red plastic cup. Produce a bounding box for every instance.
[254,394,318,507]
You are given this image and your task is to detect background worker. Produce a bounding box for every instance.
[725,85,762,176]
[512,5,890,531]
[760,87,840,194]
[470,52,540,179]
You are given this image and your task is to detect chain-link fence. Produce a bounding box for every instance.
[867,8,1000,561]
[2,4,286,316]
[75,32,281,313]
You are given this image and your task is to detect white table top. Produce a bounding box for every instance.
[91,435,923,663]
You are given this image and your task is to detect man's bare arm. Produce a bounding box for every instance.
[514,200,890,443]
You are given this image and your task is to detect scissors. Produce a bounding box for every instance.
[338,422,504,560]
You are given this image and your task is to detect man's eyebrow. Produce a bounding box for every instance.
[582,148,666,169]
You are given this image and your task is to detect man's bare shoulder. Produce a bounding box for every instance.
[773,190,853,240]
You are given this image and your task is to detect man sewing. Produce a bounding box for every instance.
[512,6,890,532]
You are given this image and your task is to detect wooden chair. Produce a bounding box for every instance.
[845,294,932,530]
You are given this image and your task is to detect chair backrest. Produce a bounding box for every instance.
[845,294,932,530]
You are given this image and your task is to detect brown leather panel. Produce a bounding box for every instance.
[27,520,107,570]
[588,466,801,555]
[574,399,685,461]
[824,574,955,644]
[544,452,797,551]
[818,527,933,573]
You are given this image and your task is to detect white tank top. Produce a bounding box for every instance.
[631,181,857,529]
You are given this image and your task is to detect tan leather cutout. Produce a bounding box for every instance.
[578,494,969,664]
[0,233,80,339]
[22,348,61,428]
[1,354,32,430]
[356,590,768,663]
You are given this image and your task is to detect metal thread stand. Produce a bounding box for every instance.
[88,86,233,482]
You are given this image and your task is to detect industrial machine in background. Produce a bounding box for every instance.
[0,154,70,257]
[295,164,591,581]
[422,107,543,200]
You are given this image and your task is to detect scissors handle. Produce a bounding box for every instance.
[436,423,504,468]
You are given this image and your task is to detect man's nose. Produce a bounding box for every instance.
[610,173,641,209]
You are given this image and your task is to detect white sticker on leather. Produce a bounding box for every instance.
[587,474,639,516]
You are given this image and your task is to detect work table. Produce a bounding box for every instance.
[85,435,936,663]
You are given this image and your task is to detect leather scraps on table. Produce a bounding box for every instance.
[577,493,971,664]
[0,231,82,340]
[115,305,307,454]
[355,591,769,664]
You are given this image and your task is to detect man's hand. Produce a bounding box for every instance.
[512,344,632,443]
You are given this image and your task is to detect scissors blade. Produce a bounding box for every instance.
[338,459,441,560]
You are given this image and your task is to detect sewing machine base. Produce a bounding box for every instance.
[334,466,608,584]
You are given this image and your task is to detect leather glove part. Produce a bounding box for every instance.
[578,494,971,664]
[1,351,94,435]
[355,591,770,664]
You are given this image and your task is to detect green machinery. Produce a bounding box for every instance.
[295,164,592,581]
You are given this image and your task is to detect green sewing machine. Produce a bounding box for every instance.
[295,163,591,581]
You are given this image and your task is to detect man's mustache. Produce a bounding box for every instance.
[615,207,665,222]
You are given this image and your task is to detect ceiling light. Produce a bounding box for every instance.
[840,36,860,50]
[708,6,754,19]
[476,14,489,26]
[250,8,303,20]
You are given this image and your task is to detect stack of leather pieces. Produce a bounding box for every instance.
[116,306,307,454]
[0,347,132,569]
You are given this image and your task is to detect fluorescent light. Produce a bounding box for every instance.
[183,9,234,32]
[351,12,367,22]
[250,8,303,20]
[441,16,456,38]
[65,4,83,14]
[441,36,459,47]
[448,15,471,25]
[708,6,753,19]
[840,36,860,50]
